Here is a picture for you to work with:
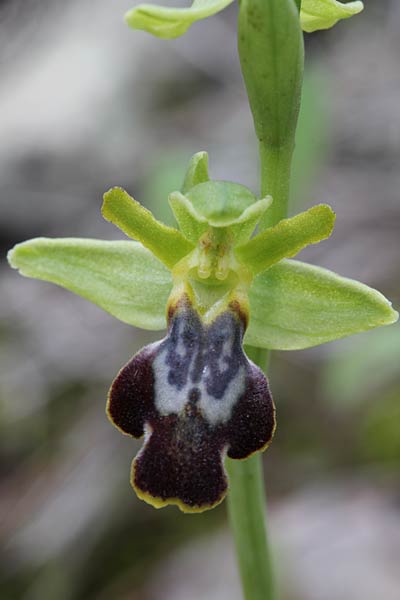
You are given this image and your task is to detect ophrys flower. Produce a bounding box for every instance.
[8,151,397,511]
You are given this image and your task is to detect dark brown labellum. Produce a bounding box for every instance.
[107,293,275,512]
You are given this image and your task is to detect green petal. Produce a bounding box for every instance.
[236,204,335,275]
[181,151,209,194]
[7,238,171,330]
[301,0,364,33]
[246,259,398,350]
[125,0,234,39]
[102,187,193,269]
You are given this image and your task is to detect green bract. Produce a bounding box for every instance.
[125,0,364,39]
[237,0,303,230]
[238,0,304,153]
[8,152,398,352]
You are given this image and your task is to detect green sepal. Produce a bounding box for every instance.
[301,0,364,33]
[7,238,171,330]
[181,151,209,194]
[102,187,193,269]
[125,0,234,39]
[236,204,335,275]
[185,181,259,226]
[245,259,398,350]
[170,181,271,245]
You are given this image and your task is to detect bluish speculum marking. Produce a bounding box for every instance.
[154,300,246,425]
[107,290,275,512]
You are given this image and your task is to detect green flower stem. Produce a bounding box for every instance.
[259,142,294,230]
[226,347,274,600]
[228,0,302,595]
[227,140,290,597]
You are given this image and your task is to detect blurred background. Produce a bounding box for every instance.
[1,0,400,598]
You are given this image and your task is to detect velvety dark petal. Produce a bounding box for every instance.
[107,344,159,438]
[226,363,275,459]
[132,402,228,512]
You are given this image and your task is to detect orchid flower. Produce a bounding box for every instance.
[8,152,397,512]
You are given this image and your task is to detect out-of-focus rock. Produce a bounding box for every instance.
[145,480,400,600]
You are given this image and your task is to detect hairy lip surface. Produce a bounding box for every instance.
[107,294,275,512]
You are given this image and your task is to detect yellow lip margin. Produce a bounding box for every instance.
[131,456,228,514]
